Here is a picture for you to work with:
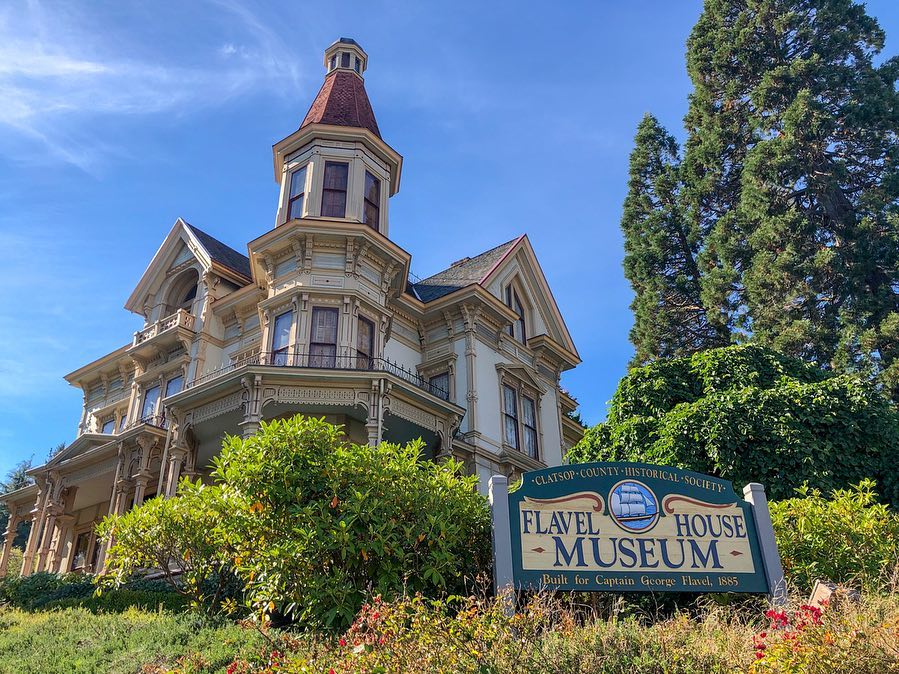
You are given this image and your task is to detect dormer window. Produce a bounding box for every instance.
[505,285,527,343]
[363,171,381,230]
[321,161,348,218]
[288,166,307,220]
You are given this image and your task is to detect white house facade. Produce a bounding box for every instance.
[0,38,582,578]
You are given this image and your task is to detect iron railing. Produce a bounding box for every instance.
[185,349,450,401]
[125,414,169,431]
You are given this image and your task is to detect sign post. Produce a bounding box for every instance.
[491,462,785,604]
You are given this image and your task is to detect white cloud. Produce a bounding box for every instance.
[0,0,309,171]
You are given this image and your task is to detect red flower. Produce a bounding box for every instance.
[339,638,347,647]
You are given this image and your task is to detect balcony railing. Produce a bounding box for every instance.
[186,349,450,401]
[125,415,169,431]
[133,309,196,347]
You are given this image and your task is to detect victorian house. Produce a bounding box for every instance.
[0,39,582,578]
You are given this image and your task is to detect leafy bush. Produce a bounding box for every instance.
[98,478,237,614]
[770,480,899,592]
[568,345,899,503]
[102,416,491,629]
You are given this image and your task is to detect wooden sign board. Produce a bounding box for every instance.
[489,463,785,600]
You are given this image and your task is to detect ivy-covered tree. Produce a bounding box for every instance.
[567,345,899,504]
[622,114,727,363]
[627,0,899,395]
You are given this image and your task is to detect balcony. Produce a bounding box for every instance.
[129,309,196,360]
[187,348,449,401]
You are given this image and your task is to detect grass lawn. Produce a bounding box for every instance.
[0,606,265,674]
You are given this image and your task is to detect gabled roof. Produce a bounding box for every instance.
[125,218,252,315]
[183,223,251,280]
[411,237,522,303]
[300,70,381,138]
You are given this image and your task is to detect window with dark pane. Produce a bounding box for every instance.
[321,162,349,218]
[141,385,160,422]
[363,171,381,230]
[429,372,450,401]
[505,286,527,343]
[522,395,539,459]
[341,52,350,68]
[503,384,519,449]
[165,375,183,398]
[70,532,91,571]
[270,310,292,366]
[310,307,339,367]
[287,166,307,220]
[356,317,374,369]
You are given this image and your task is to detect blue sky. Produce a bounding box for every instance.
[2,0,899,475]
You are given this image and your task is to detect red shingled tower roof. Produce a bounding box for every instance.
[300,69,381,139]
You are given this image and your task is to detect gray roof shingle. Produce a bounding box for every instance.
[411,237,521,303]
[184,223,252,282]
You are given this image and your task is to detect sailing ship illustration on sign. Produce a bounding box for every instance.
[609,480,659,532]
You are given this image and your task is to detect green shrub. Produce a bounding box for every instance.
[42,589,189,613]
[770,480,899,592]
[98,478,236,614]
[568,345,899,503]
[102,416,491,629]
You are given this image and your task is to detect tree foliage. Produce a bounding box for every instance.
[624,0,899,399]
[100,416,491,629]
[567,345,899,504]
[0,458,33,549]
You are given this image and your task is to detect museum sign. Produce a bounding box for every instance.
[489,462,785,600]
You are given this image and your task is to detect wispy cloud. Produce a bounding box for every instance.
[0,0,307,172]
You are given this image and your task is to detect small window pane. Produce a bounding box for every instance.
[354,56,361,73]
[101,418,115,434]
[363,171,380,229]
[271,311,292,365]
[341,52,350,68]
[165,375,184,397]
[288,166,307,220]
[356,317,374,368]
[522,396,538,459]
[503,385,519,449]
[429,372,450,401]
[310,307,339,367]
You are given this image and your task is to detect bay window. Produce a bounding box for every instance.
[141,385,160,422]
[310,307,339,367]
[321,162,349,218]
[503,384,520,450]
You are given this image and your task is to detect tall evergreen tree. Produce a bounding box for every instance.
[629,0,899,394]
[621,114,727,363]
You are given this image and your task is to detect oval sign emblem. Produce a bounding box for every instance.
[609,480,660,533]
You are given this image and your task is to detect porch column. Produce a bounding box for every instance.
[164,447,189,497]
[239,375,262,439]
[34,506,61,573]
[132,473,152,507]
[0,515,20,577]
[50,514,75,573]
[365,380,382,447]
[20,481,49,577]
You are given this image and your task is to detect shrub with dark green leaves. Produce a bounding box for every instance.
[102,416,491,629]
[770,480,899,592]
[214,416,491,629]
[568,345,899,503]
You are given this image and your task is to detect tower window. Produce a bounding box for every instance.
[363,171,381,230]
[329,54,337,71]
[321,162,349,218]
[287,166,307,220]
[356,316,374,368]
[270,310,292,366]
[354,56,361,73]
[310,307,339,368]
[341,52,350,68]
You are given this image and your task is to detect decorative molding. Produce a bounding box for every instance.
[387,397,438,431]
[191,391,244,424]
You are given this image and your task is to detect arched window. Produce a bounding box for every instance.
[166,269,199,315]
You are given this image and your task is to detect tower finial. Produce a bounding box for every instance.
[324,37,368,77]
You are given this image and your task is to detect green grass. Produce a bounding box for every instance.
[0,606,265,674]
